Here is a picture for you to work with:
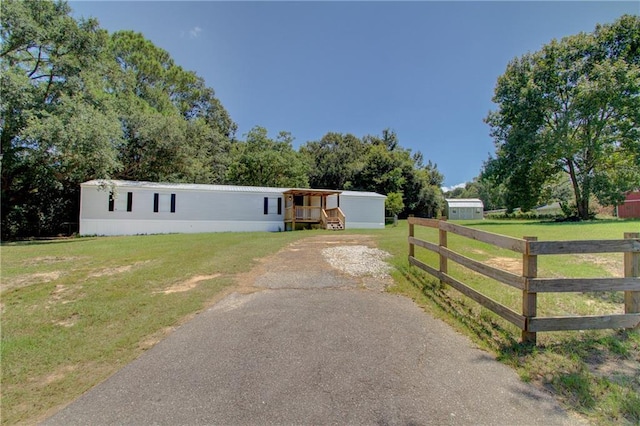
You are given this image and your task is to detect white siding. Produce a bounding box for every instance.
[80,183,285,236]
[340,193,386,229]
[80,180,387,235]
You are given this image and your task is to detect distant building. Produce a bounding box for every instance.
[79,180,386,236]
[617,191,640,219]
[445,198,484,220]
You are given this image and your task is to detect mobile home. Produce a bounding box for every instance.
[79,180,386,236]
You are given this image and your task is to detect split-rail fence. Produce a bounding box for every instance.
[407,217,640,344]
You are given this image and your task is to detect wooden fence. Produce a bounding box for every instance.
[408,217,640,344]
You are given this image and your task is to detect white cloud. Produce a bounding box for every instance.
[441,182,467,192]
[189,26,202,39]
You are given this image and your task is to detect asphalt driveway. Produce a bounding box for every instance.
[43,235,583,425]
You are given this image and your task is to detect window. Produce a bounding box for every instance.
[109,191,132,212]
[264,197,282,215]
[154,193,176,213]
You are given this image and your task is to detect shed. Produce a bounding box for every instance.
[445,198,484,220]
[79,180,386,236]
[617,191,640,219]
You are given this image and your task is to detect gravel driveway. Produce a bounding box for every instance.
[43,235,583,425]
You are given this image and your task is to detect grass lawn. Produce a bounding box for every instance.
[2,219,639,425]
[1,231,308,425]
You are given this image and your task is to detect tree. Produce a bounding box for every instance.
[385,192,404,218]
[0,1,236,238]
[108,30,235,184]
[300,132,367,189]
[226,126,309,187]
[484,15,640,220]
[301,129,444,218]
[1,0,121,238]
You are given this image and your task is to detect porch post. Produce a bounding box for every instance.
[292,197,296,231]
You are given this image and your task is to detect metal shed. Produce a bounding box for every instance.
[79,180,386,236]
[445,198,484,220]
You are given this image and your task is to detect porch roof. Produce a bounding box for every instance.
[283,188,342,197]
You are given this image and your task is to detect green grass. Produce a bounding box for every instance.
[373,219,640,425]
[2,219,639,425]
[1,231,309,425]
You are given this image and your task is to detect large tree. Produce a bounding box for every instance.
[484,15,640,219]
[300,132,368,189]
[0,1,236,238]
[226,126,309,188]
[0,0,121,237]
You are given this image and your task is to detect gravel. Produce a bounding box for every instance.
[321,245,392,279]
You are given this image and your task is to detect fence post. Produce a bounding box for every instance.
[522,237,538,344]
[439,217,448,283]
[624,232,640,330]
[408,216,415,259]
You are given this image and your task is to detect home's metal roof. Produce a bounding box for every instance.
[283,188,342,196]
[82,180,385,198]
[82,180,287,193]
[341,190,386,198]
[445,198,484,208]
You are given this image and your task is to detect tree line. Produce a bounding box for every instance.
[0,0,443,239]
[3,2,636,238]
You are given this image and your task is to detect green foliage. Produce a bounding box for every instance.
[226,126,309,187]
[1,2,446,239]
[484,15,640,220]
[0,1,236,239]
[1,0,115,238]
[300,132,368,189]
[385,192,404,217]
[301,129,444,217]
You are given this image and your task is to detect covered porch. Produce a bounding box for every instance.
[283,189,346,231]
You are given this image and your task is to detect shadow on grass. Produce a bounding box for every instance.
[401,264,640,424]
[2,237,97,246]
[396,263,519,352]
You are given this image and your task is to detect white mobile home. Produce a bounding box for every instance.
[445,198,484,220]
[79,180,386,236]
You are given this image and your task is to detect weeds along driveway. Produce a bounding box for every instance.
[43,235,583,425]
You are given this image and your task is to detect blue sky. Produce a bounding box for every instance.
[70,1,639,189]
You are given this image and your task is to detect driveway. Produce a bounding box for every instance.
[43,235,583,425]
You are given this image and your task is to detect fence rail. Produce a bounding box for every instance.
[408,218,640,344]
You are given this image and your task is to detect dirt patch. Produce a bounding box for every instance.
[236,234,394,292]
[139,326,177,351]
[88,261,151,278]
[50,284,68,301]
[30,365,78,387]
[22,256,85,266]
[54,313,80,328]
[2,271,63,292]
[161,274,221,294]
[587,355,640,393]
[484,257,522,274]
